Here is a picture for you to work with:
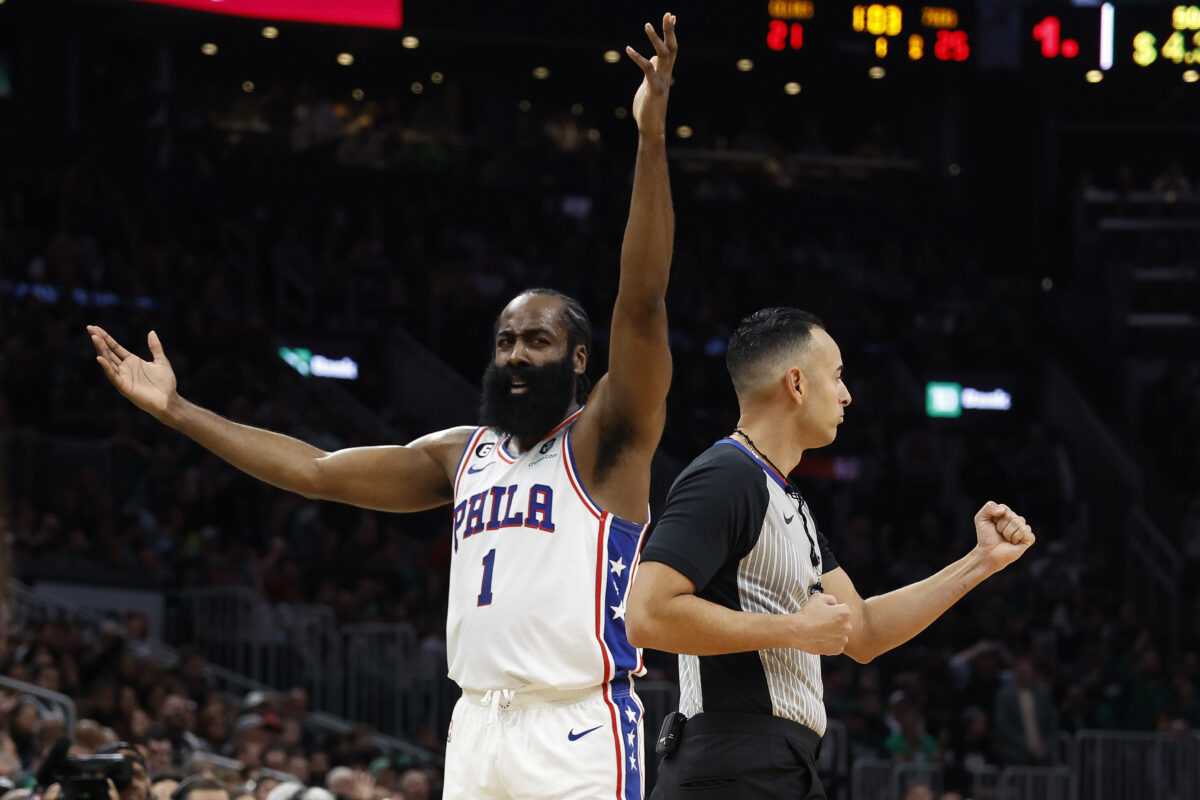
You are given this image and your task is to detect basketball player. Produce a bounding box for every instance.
[88,13,679,800]
[626,308,1036,799]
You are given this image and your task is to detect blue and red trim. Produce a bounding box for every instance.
[452,427,489,497]
[717,437,789,490]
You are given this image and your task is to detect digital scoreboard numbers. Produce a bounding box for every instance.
[764,2,971,65]
[850,4,969,62]
[1131,5,1200,69]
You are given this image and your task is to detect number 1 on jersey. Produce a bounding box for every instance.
[477,549,496,606]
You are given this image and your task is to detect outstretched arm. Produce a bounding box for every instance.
[88,326,467,512]
[576,14,677,455]
[824,501,1036,664]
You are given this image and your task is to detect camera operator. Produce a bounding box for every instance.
[35,739,147,800]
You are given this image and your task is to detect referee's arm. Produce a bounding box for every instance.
[626,561,851,656]
[823,500,1036,664]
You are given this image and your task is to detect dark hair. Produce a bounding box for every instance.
[171,777,227,800]
[496,288,594,403]
[726,307,825,396]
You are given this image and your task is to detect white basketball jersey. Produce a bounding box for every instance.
[446,408,649,692]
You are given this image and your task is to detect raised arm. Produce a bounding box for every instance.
[575,14,677,463]
[823,501,1036,664]
[88,326,468,513]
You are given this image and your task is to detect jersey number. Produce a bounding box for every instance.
[477,549,496,606]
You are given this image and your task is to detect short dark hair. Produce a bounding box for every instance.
[495,288,594,403]
[726,308,825,396]
[171,777,228,800]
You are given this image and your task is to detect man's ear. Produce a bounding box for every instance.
[573,345,588,375]
[785,366,805,403]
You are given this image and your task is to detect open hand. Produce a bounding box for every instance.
[88,325,178,421]
[626,12,678,137]
[974,501,1036,571]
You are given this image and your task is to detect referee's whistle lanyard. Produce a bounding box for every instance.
[784,482,824,597]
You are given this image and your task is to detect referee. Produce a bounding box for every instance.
[627,307,1036,799]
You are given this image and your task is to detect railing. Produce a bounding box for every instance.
[0,675,77,731]
[1074,729,1200,800]
[10,580,439,763]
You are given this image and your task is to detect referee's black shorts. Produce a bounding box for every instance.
[650,712,826,800]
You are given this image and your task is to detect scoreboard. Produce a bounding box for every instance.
[762,2,973,68]
[757,1,1200,81]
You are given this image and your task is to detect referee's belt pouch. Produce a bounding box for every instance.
[656,711,687,756]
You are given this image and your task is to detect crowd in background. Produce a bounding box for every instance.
[2,28,1200,800]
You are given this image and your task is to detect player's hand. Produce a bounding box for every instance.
[626,12,678,137]
[88,325,179,421]
[790,592,852,656]
[973,501,1035,571]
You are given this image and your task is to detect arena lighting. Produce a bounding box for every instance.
[518,99,531,112]
[401,36,419,49]
[783,81,801,94]
[675,125,693,139]
[410,81,423,94]
[201,42,218,55]
[532,66,550,79]
[430,71,444,84]
[336,52,354,66]
[261,26,278,39]
[1086,69,1103,83]
[129,0,402,29]
[614,106,628,119]
[603,50,621,63]
[241,80,255,92]
[351,87,364,100]
[278,348,359,380]
[736,58,754,72]
[868,65,886,79]
[570,103,584,115]
[1185,69,1200,83]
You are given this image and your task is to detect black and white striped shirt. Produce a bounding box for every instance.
[640,438,838,735]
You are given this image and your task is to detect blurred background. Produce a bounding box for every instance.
[1,0,1199,798]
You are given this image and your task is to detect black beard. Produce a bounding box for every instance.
[479,354,577,442]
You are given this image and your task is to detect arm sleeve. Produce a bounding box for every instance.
[817,529,840,574]
[639,455,768,593]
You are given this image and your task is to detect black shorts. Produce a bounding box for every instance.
[650,712,826,800]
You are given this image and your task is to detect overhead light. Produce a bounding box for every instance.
[401,36,419,49]
[1185,70,1200,83]
[518,99,532,112]
[352,88,364,101]
[242,81,255,93]
[571,103,584,116]
[948,163,961,176]
[603,50,621,64]
[430,72,444,84]
[201,43,218,56]
[675,125,693,139]
[261,26,278,39]
[337,52,354,66]
[868,66,886,79]
[736,58,754,72]
[411,82,424,94]
[586,129,601,142]
[532,66,550,80]
[1085,69,1103,83]
[784,82,801,95]
[614,107,628,119]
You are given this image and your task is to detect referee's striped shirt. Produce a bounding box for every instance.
[640,438,837,736]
